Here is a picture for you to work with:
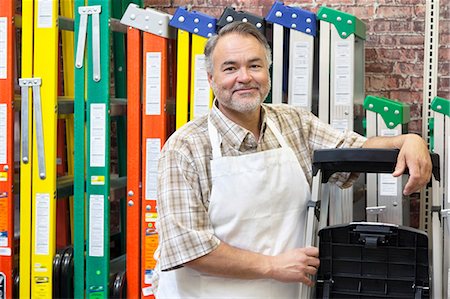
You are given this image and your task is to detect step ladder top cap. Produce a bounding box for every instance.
[317,6,366,39]
[265,1,317,36]
[169,7,217,38]
[78,5,102,15]
[217,7,266,33]
[120,3,175,39]
[431,96,450,117]
[364,95,411,127]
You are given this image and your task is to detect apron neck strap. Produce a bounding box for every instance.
[208,116,223,159]
[208,116,289,159]
[266,118,289,148]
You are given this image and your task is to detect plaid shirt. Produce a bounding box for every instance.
[155,103,366,272]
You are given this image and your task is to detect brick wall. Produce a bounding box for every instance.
[145,0,449,134]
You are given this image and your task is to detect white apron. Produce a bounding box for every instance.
[156,117,311,299]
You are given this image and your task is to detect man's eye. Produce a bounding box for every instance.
[251,64,262,69]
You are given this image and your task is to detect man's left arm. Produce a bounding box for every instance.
[362,133,432,195]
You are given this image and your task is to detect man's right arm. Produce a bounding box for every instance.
[185,241,320,287]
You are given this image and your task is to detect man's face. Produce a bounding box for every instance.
[207,33,271,114]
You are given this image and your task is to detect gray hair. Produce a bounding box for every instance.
[204,21,272,74]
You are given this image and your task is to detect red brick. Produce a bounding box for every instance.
[410,77,424,90]
[407,120,422,135]
[398,35,425,46]
[439,63,450,76]
[439,48,450,60]
[375,5,415,19]
[389,90,423,103]
[364,48,378,61]
[394,62,423,75]
[366,61,394,73]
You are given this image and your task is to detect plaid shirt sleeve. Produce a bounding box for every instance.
[156,146,220,271]
[299,108,367,188]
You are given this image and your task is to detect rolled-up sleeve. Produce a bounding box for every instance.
[156,148,220,271]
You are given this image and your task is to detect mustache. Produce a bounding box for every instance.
[231,84,259,92]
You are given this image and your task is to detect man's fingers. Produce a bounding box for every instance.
[393,153,406,177]
[303,246,319,257]
[304,265,318,276]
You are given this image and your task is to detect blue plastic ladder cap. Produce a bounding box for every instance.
[265,1,316,36]
[169,6,217,38]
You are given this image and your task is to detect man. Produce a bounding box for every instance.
[153,21,431,298]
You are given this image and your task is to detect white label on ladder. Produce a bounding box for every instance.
[292,42,309,107]
[146,52,162,115]
[89,195,104,257]
[37,0,53,28]
[331,119,348,133]
[35,193,50,255]
[379,173,398,196]
[0,18,6,79]
[381,129,399,137]
[145,138,161,200]
[0,104,6,164]
[193,54,210,118]
[90,103,106,167]
[334,42,352,106]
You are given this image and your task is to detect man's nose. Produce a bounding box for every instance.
[236,68,252,82]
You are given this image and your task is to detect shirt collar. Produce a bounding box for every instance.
[209,99,268,149]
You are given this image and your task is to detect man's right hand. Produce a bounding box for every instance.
[268,247,320,287]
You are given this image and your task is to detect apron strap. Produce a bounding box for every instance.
[266,118,289,148]
[208,116,223,159]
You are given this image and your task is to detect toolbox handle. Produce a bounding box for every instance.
[312,148,440,183]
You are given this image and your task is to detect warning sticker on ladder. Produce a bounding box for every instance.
[37,0,53,28]
[145,52,162,116]
[145,138,161,200]
[0,18,6,79]
[193,55,210,118]
[0,104,7,164]
[0,272,5,299]
[90,104,106,167]
[292,42,310,107]
[35,193,50,255]
[89,195,105,257]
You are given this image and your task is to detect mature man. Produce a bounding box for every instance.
[153,21,431,298]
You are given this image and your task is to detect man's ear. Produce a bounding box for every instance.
[207,72,213,85]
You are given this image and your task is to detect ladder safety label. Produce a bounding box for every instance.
[145,52,162,116]
[142,286,154,297]
[331,119,348,133]
[91,175,105,185]
[292,42,309,107]
[379,173,398,196]
[35,193,50,255]
[143,233,158,273]
[193,54,210,118]
[145,138,161,200]
[0,272,5,299]
[334,42,351,106]
[0,231,7,247]
[37,0,53,28]
[90,104,106,167]
[381,128,400,137]
[0,104,6,164]
[89,195,104,257]
[0,248,10,256]
[0,18,6,79]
